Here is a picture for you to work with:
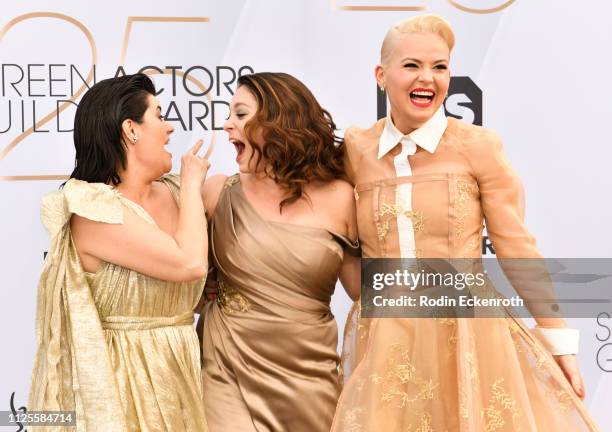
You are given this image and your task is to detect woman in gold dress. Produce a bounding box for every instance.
[200,72,360,432]
[330,15,600,432]
[29,74,211,431]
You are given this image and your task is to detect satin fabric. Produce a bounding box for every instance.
[331,118,600,431]
[29,174,208,431]
[202,175,358,432]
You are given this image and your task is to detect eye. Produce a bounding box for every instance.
[236,113,247,119]
[434,64,448,70]
[403,63,418,68]
[158,115,165,121]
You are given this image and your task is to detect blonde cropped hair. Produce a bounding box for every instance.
[380,15,455,65]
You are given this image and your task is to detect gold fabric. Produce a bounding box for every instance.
[29,174,208,431]
[331,118,600,431]
[202,175,358,432]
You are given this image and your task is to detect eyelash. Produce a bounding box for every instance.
[236,113,247,119]
[403,63,448,70]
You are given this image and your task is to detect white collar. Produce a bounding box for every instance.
[377,107,448,159]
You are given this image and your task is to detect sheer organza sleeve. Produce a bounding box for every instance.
[463,131,561,320]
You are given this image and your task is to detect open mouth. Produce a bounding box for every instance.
[409,88,435,107]
[230,139,246,160]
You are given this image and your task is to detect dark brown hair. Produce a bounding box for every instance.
[237,72,344,211]
[70,73,155,185]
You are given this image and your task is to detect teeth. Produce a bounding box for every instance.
[411,90,434,97]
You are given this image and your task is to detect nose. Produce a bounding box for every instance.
[166,121,175,134]
[223,117,233,133]
[418,68,434,83]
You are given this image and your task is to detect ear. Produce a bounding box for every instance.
[121,119,136,144]
[375,64,385,89]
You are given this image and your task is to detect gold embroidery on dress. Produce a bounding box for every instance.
[379,344,440,408]
[434,318,458,346]
[217,280,250,313]
[481,378,521,432]
[378,202,403,218]
[455,180,477,239]
[406,413,434,432]
[224,174,239,188]
[547,389,573,413]
[465,349,480,385]
[404,210,425,233]
[376,220,390,241]
[378,200,426,234]
[355,377,366,392]
[343,407,365,432]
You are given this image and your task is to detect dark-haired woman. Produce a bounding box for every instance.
[199,72,360,432]
[29,74,210,431]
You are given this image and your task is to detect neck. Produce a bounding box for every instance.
[390,111,423,136]
[115,167,157,204]
[242,171,287,198]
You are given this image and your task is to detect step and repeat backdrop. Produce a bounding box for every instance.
[1,0,611,427]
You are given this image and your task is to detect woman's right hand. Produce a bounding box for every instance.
[180,139,211,190]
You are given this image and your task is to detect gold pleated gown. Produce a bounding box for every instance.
[202,175,358,432]
[29,174,208,431]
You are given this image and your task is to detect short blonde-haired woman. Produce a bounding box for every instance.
[331,15,599,432]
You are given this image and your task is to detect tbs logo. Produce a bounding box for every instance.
[377,76,482,126]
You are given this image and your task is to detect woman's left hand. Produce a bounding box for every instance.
[554,354,586,400]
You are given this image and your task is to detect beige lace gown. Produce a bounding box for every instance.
[330,118,600,431]
[201,175,358,432]
[29,174,208,431]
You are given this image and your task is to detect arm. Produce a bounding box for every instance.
[473,132,564,328]
[72,140,210,282]
[340,254,361,301]
[202,174,229,222]
[337,178,361,301]
[472,131,585,398]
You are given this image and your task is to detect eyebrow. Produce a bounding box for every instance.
[400,57,448,64]
[232,102,251,109]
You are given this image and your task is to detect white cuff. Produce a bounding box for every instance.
[532,327,580,355]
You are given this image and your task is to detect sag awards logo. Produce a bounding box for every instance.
[0,13,252,180]
[376,76,483,126]
[596,312,612,372]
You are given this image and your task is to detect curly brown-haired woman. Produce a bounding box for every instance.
[199,72,360,432]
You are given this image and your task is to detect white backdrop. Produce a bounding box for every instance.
[1,0,611,428]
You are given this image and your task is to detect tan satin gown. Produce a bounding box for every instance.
[202,174,358,432]
[330,118,600,431]
[29,174,208,431]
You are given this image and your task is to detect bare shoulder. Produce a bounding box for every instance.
[309,179,356,220]
[311,178,354,201]
[203,174,229,217]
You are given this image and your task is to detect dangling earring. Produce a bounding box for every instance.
[132,134,138,143]
[380,86,385,92]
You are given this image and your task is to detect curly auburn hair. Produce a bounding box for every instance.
[237,72,344,211]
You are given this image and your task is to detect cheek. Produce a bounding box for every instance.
[437,74,450,94]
